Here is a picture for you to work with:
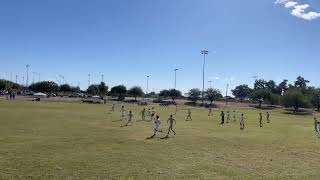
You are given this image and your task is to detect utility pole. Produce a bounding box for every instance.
[88,74,91,87]
[15,75,18,84]
[201,50,208,105]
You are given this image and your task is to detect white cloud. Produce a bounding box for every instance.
[285,1,298,8]
[275,0,320,21]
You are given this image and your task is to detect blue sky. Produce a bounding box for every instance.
[0,0,319,94]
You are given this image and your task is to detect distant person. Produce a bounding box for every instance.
[125,111,133,126]
[208,108,212,116]
[240,114,245,130]
[186,109,192,121]
[140,108,146,121]
[314,117,318,133]
[259,113,263,127]
[147,115,162,139]
[120,106,126,121]
[266,112,270,123]
[226,111,231,123]
[162,115,176,139]
[233,110,236,122]
[147,108,151,120]
[220,111,225,124]
[174,104,178,115]
[111,103,115,113]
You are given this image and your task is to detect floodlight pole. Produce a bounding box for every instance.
[88,74,91,87]
[226,83,229,107]
[15,75,18,84]
[147,76,149,94]
[32,72,36,84]
[208,80,213,88]
[201,50,208,105]
[102,74,104,83]
[26,65,30,87]
[174,69,178,89]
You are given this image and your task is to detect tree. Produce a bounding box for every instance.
[127,86,144,100]
[310,88,320,111]
[277,79,288,94]
[205,88,223,104]
[59,84,72,93]
[254,79,267,90]
[281,89,310,113]
[294,76,310,89]
[159,89,170,99]
[168,89,182,102]
[0,79,22,91]
[98,82,108,97]
[266,80,278,94]
[110,85,127,100]
[231,84,252,103]
[87,84,99,95]
[70,86,81,93]
[251,89,272,108]
[29,81,59,93]
[268,93,280,106]
[188,88,201,104]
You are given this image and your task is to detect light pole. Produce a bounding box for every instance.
[226,83,229,107]
[38,73,40,82]
[26,65,30,87]
[174,69,178,89]
[146,76,150,94]
[208,80,213,88]
[201,50,208,105]
[32,72,36,84]
[101,73,104,83]
[15,75,18,84]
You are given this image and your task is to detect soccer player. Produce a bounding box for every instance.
[220,111,225,124]
[240,114,245,130]
[233,110,236,122]
[140,108,146,121]
[111,103,115,113]
[147,115,162,139]
[226,111,231,123]
[266,112,270,123]
[314,117,318,133]
[162,115,176,138]
[186,109,192,121]
[208,108,212,116]
[120,106,126,121]
[174,104,179,115]
[259,113,263,127]
[125,111,133,126]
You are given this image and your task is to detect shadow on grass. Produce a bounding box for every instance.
[282,109,313,116]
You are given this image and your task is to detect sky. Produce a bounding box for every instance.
[0,0,319,94]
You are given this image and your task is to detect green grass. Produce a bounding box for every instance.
[0,100,320,179]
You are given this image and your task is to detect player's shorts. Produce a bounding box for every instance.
[151,114,155,117]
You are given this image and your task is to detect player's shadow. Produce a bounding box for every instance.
[120,124,132,128]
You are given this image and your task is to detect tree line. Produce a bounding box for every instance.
[231,76,320,112]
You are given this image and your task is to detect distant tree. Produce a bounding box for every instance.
[98,82,108,97]
[159,89,170,99]
[231,84,252,103]
[0,79,22,91]
[254,79,267,90]
[168,89,182,102]
[251,89,272,108]
[266,80,278,94]
[188,88,201,104]
[310,88,320,111]
[29,81,59,93]
[110,85,127,100]
[268,93,280,106]
[70,86,81,93]
[128,86,144,100]
[277,79,289,94]
[294,76,310,89]
[281,89,310,113]
[146,91,157,98]
[87,84,99,95]
[59,84,72,93]
[205,88,223,104]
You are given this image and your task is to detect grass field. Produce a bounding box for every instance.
[1,100,320,179]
